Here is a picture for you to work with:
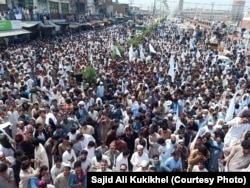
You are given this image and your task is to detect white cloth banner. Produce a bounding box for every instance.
[140,44,145,61]
[129,45,134,62]
[196,50,201,59]
[224,92,238,122]
[149,43,156,53]
[116,47,121,57]
[168,55,175,82]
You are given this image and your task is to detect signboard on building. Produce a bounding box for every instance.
[243,32,250,39]
[0,21,22,31]
[0,0,7,4]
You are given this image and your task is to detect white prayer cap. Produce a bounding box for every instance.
[215,125,222,129]
[78,101,85,106]
[141,160,148,167]
[137,145,144,150]
[167,113,173,117]
[178,139,185,143]
[197,97,203,101]
[207,121,214,126]
[64,164,71,168]
[166,100,172,106]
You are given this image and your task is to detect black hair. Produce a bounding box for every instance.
[139,139,146,148]
[95,151,103,162]
[76,133,83,140]
[87,141,95,147]
[21,160,31,171]
[241,140,250,149]
[0,162,8,172]
[122,149,130,156]
[80,150,88,155]
[39,165,48,173]
[198,144,209,156]
[14,150,24,158]
[152,154,159,158]
[73,160,81,168]
[157,137,165,145]
[32,138,41,146]
[0,134,12,149]
[54,155,62,163]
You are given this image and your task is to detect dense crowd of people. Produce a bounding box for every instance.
[0,17,250,188]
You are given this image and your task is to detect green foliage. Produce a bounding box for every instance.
[82,66,97,84]
[127,22,159,48]
[111,44,125,59]
[127,35,143,48]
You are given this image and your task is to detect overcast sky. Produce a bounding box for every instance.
[116,0,250,11]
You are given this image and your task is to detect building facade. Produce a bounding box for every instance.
[1,0,129,19]
[231,0,246,24]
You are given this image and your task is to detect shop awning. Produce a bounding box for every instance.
[55,22,69,25]
[0,29,31,38]
[38,22,55,28]
[51,19,69,25]
[21,21,40,28]
[79,22,91,26]
[69,24,79,29]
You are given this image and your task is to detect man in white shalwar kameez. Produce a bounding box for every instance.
[33,139,49,170]
[130,145,149,172]
[115,149,130,172]
[224,110,250,148]
[62,142,77,168]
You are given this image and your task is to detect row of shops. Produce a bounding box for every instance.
[0,18,121,47]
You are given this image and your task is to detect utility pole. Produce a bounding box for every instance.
[211,2,214,21]
[129,0,133,18]
[153,0,156,18]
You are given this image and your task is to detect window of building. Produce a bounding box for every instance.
[18,0,33,8]
[61,3,69,14]
[76,3,85,14]
[49,1,59,14]
[38,0,46,3]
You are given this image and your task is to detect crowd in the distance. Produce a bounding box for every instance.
[0,17,250,188]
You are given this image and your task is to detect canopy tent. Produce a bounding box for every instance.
[21,21,40,28]
[0,29,31,38]
[69,23,79,29]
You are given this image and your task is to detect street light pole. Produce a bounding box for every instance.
[153,0,156,18]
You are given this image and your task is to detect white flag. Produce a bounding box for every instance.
[196,50,201,59]
[205,52,210,62]
[140,44,145,61]
[190,39,194,50]
[225,92,238,122]
[116,47,121,57]
[129,45,134,62]
[176,118,185,132]
[168,55,175,82]
[149,43,156,53]
[110,41,114,51]
[0,122,14,144]
[89,53,93,65]
[189,127,202,151]
[181,51,185,61]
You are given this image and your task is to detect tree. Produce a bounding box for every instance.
[82,66,97,84]
[111,44,125,59]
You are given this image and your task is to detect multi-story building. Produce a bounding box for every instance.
[231,0,245,24]
[0,0,129,19]
[240,8,250,30]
